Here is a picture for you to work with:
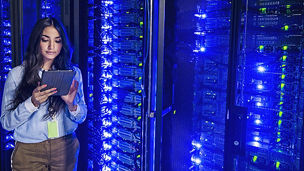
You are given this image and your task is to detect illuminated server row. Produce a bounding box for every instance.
[237,0,304,170]
[191,0,231,170]
[87,0,144,170]
[0,0,13,150]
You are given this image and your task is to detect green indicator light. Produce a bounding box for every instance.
[281,83,285,90]
[279,102,283,105]
[140,22,144,26]
[284,25,289,31]
[276,161,280,169]
[259,45,264,50]
[286,5,291,8]
[277,138,281,142]
[137,116,142,120]
[138,90,142,93]
[279,111,283,117]
[126,11,130,14]
[138,103,142,107]
[281,74,285,79]
[277,132,281,135]
[89,93,93,97]
[260,25,265,28]
[140,35,143,38]
[278,120,282,127]
[260,8,267,14]
[139,63,143,66]
[137,155,141,158]
[282,55,287,61]
[139,77,142,80]
[253,156,258,162]
[283,46,288,50]
[281,64,286,68]
[140,7,144,10]
[173,110,177,115]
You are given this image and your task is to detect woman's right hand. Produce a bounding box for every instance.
[31,84,57,107]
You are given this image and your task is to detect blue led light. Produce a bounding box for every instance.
[249,141,262,148]
[101,59,112,68]
[101,106,112,115]
[3,30,11,36]
[254,119,262,125]
[102,1,114,6]
[191,140,202,149]
[102,118,113,127]
[102,24,112,30]
[41,5,51,9]
[101,71,113,79]
[2,21,11,27]
[3,38,11,45]
[102,34,113,44]
[102,84,113,92]
[194,31,206,36]
[100,94,113,104]
[257,66,266,73]
[194,13,207,19]
[102,165,111,171]
[253,136,261,141]
[257,84,264,90]
[200,47,206,52]
[101,47,112,55]
[102,153,112,161]
[5,143,14,150]
[256,102,263,107]
[5,134,14,141]
[103,141,113,150]
[191,155,202,165]
[103,130,113,138]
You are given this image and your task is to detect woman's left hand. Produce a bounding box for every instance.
[61,80,79,111]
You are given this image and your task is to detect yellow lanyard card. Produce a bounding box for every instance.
[48,120,59,138]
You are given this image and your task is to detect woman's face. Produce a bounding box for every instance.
[40,26,63,64]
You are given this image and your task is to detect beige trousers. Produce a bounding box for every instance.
[11,133,79,171]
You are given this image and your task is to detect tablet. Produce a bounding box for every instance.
[41,70,76,96]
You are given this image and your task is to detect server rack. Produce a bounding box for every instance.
[150,0,304,170]
[86,0,145,170]
[236,0,304,170]
[0,1,13,170]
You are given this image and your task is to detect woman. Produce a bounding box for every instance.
[1,17,87,171]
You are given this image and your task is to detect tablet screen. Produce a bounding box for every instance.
[41,70,76,96]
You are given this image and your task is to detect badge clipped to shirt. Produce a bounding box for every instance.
[48,120,59,138]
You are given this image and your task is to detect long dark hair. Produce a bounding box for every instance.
[11,17,73,119]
